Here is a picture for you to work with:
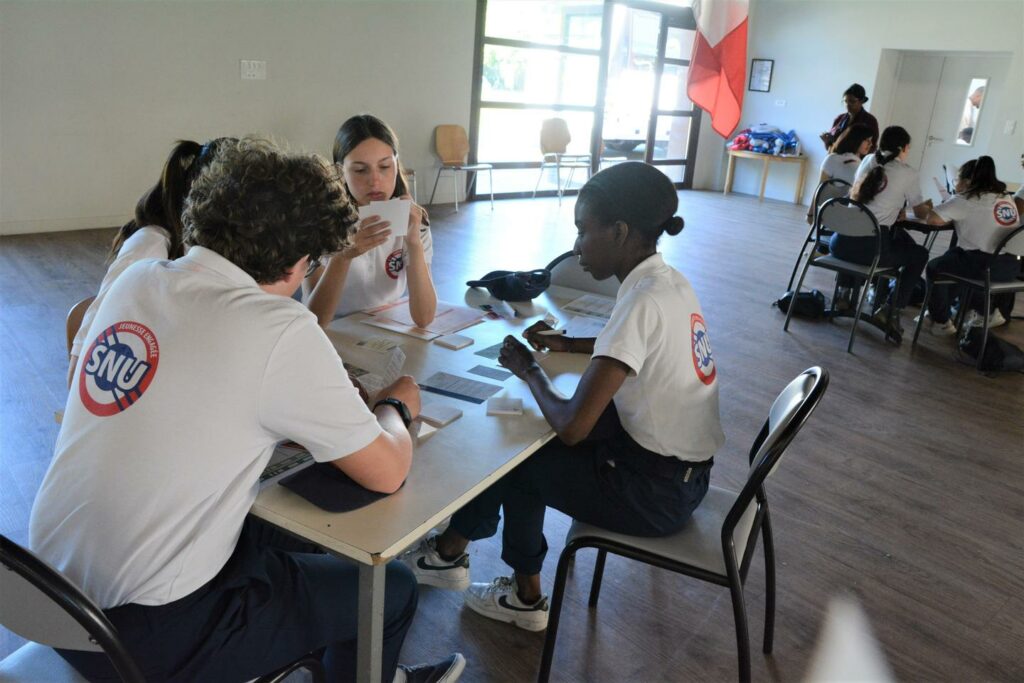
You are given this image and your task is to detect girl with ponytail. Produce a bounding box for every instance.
[830,126,932,331]
[69,138,233,385]
[402,163,723,627]
[921,156,1021,334]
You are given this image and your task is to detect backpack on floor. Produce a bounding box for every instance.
[774,290,827,319]
[958,327,1024,372]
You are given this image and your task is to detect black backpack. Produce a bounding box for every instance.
[774,290,827,319]
[958,327,1024,372]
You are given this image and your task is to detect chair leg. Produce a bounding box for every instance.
[588,549,607,607]
[728,576,752,683]
[533,164,545,198]
[489,168,494,209]
[782,256,812,332]
[538,546,578,683]
[978,291,992,371]
[912,276,934,347]
[786,224,817,292]
[761,510,776,655]
[452,170,460,212]
[847,272,873,353]
[429,168,443,206]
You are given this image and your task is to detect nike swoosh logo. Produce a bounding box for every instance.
[498,595,545,612]
[416,556,461,571]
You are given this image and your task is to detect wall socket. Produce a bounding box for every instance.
[240,60,267,80]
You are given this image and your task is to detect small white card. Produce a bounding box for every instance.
[487,397,524,416]
[435,333,474,350]
[358,198,411,235]
[419,402,463,427]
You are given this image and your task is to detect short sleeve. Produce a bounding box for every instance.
[419,222,433,266]
[934,195,968,223]
[854,155,875,184]
[820,155,835,178]
[592,290,661,376]
[902,168,925,208]
[71,227,171,358]
[259,315,382,463]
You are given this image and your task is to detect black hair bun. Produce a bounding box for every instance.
[663,215,685,236]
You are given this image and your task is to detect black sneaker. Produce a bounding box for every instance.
[393,653,466,683]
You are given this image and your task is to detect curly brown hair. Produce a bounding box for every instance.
[183,137,357,284]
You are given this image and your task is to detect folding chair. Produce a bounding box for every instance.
[533,118,592,204]
[0,534,325,683]
[785,197,901,351]
[537,367,830,683]
[786,178,851,292]
[911,225,1024,368]
[428,125,493,212]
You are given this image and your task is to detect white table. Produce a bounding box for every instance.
[250,289,593,682]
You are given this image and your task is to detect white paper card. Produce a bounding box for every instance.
[419,402,463,427]
[563,293,615,320]
[487,397,524,416]
[435,334,474,350]
[358,198,411,245]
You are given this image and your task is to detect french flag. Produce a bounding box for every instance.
[686,0,749,138]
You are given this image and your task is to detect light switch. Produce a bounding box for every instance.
[240,60,267,81]
[1004,120,1017,135]
[775,99,786,107]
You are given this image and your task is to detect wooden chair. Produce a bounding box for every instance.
[537,367,830,683]
[65,296,96,357]
[533,118,592,204]
[428,125,493,212]
[0,534,326,683]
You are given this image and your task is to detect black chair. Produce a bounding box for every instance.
[786,178,851,292]
[537,367,830,683]
[785,197,901,351]
[911,225,1024,368]
[0,534,325,683]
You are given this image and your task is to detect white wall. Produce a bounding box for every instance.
[0,0,477,235]
[690,0,1024,203]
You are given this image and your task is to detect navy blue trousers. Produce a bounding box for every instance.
[926,247,1021,323]
[830,227,929,309]
[59,518,418,682]
[450,427,712,576]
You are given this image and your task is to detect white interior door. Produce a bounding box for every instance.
[888,53,943,171]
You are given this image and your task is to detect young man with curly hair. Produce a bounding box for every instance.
[30,137,464,683]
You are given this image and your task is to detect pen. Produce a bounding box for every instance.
[536,329,567,336]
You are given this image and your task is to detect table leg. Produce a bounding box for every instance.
[795,159,807,205]
[357,562,386,683]
[724,154,736,195]
[759,158,769,201]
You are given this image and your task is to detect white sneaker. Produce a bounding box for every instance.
[930,319,957,336]
[463,576,549,632]
[965,309,1006,328]
[393,653,466,683]
[400,536,470,590]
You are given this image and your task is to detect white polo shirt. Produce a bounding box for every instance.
[934,192,1021,253]
[333,222,433,317]
[854,154,925,226]
[71,226,171,358]
[592,253,724,462]
[31,246,382,609]
[820,152,860,185]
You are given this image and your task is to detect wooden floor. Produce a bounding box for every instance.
[2,191,1022,681]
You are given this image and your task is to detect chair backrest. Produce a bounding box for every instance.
[817,197,879,239]
[0,535,145,682]
[540,118,572,155]
[66,296,96,356]
[434,125,470,165]
[811,178,851,225]
[721,368,829,565]
[545,251,620,297]
[995,225,1024,258]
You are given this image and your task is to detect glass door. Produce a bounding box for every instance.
[597,1,700,187]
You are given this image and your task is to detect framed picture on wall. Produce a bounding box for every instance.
[749,59,774,92]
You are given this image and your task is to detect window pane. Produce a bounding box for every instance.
[652,116,691,160]
[658,64,692,112]
[477,167,591,195]
[665,28,696,61]
[655,164,685,183]
[482,45,600,107]
[484,0,604,50]
[602,6,660,161]
[478,108,595,163]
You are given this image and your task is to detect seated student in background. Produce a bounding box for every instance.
[920,156,1021,334]
[32,137,463,683]
[401,162,723,632]
[305,114,437,327]
[820,84,879,151]
[807,124,875,224]
[831,125,932,334]
[67,138,233,386]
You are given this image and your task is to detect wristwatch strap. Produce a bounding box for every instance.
[373,397,412,428]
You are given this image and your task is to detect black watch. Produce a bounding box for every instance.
[374,397,413,429]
